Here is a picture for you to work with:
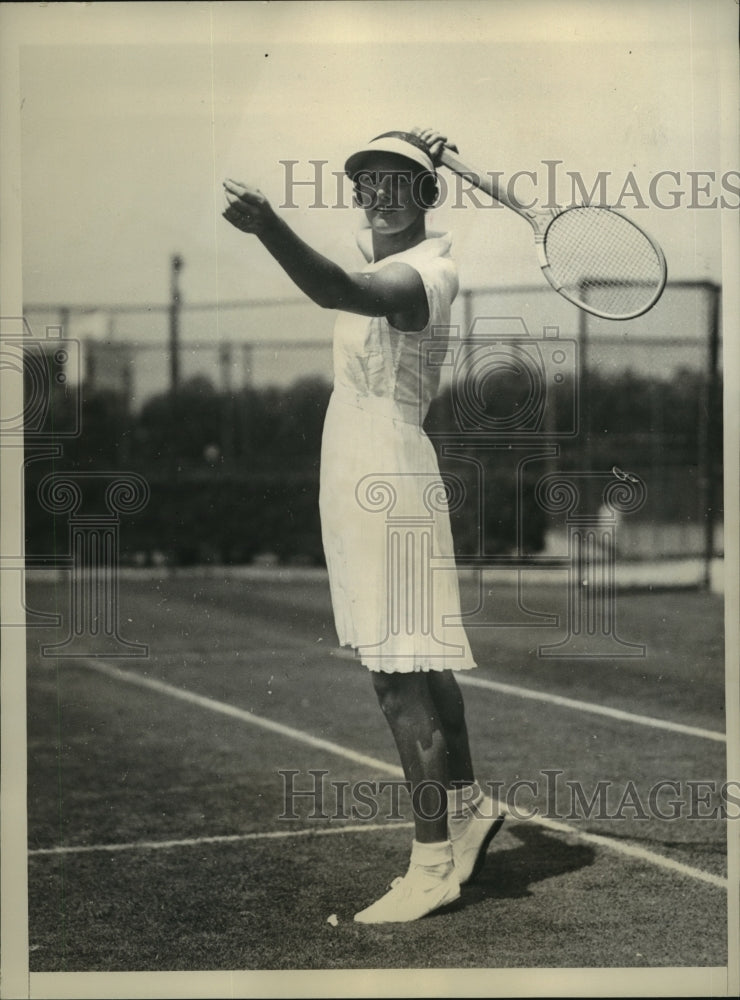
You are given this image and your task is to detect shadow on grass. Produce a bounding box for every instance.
[461,822,597,905]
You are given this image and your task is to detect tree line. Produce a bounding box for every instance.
[25,366,722,567]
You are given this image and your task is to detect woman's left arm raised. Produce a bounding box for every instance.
[222,180,426,325]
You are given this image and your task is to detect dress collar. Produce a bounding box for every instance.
[355,228,452,266]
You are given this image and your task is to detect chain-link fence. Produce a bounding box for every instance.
[21,279,722,579]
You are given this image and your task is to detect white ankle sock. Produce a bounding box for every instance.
[409,839,454,879]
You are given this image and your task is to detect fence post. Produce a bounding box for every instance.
[169,254,183,400]
[703,282,721,590]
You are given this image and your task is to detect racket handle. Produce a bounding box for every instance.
[439,146,527,216]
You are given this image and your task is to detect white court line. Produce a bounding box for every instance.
[27,816,727,891]
[332,646,726,744]
[456,674,726,744]
[62,659,727,891]
[527,814,727,890]
[81,659,405,777]
[28,822,415,857]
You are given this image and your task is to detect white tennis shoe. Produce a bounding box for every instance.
[449,796,506,885]
[354,864,461,924]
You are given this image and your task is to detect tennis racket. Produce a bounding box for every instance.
[439,147,667,321]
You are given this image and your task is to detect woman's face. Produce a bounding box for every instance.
[354,152,425,238]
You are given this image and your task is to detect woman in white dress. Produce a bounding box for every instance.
[223,128,503,923]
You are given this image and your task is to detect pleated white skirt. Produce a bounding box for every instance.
[319,385,477,673]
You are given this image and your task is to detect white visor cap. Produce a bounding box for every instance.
[344,131,435,179]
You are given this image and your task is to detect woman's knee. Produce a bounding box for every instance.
[371,671,423,721]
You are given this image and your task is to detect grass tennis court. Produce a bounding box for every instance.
[25,570,727,972]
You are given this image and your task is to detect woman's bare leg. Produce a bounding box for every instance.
[426,669,475,788]
[425,670,505,885]
[370,670,449,842]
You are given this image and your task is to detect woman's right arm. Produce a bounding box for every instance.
[222,180,426,325]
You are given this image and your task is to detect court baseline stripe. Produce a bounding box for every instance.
[27,817,727,891]
[456,674,725,744]
[63,659,726,891]
[330,647,726,743]
[133,645,726,743]
[523,814,727,889]
[78,658,404,776]
[28,822,415,857]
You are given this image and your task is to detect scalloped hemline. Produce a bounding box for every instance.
[340,643,479,674]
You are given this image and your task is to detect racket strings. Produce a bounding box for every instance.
[544,208,665,317]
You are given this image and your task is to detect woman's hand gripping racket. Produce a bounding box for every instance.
[439,147,667,321]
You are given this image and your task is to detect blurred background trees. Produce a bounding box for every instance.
[24,367,722,568]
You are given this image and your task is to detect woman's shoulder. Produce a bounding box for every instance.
[393,233,457,286]
[405,231,455,264]
[354,229,458,310]
[410,235,459,298]
[355,229,456,268]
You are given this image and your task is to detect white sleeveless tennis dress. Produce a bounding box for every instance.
[319,231,477,674]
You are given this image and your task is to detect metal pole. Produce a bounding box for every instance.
[242,343,254,389]
[578,301,590,479]
[169,254,183,399]
[168,255,183,564]
[219,341,234,462]
[703,282,721,590]
[462,288,474,384]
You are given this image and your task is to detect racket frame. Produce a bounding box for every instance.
[439,147,667,321]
